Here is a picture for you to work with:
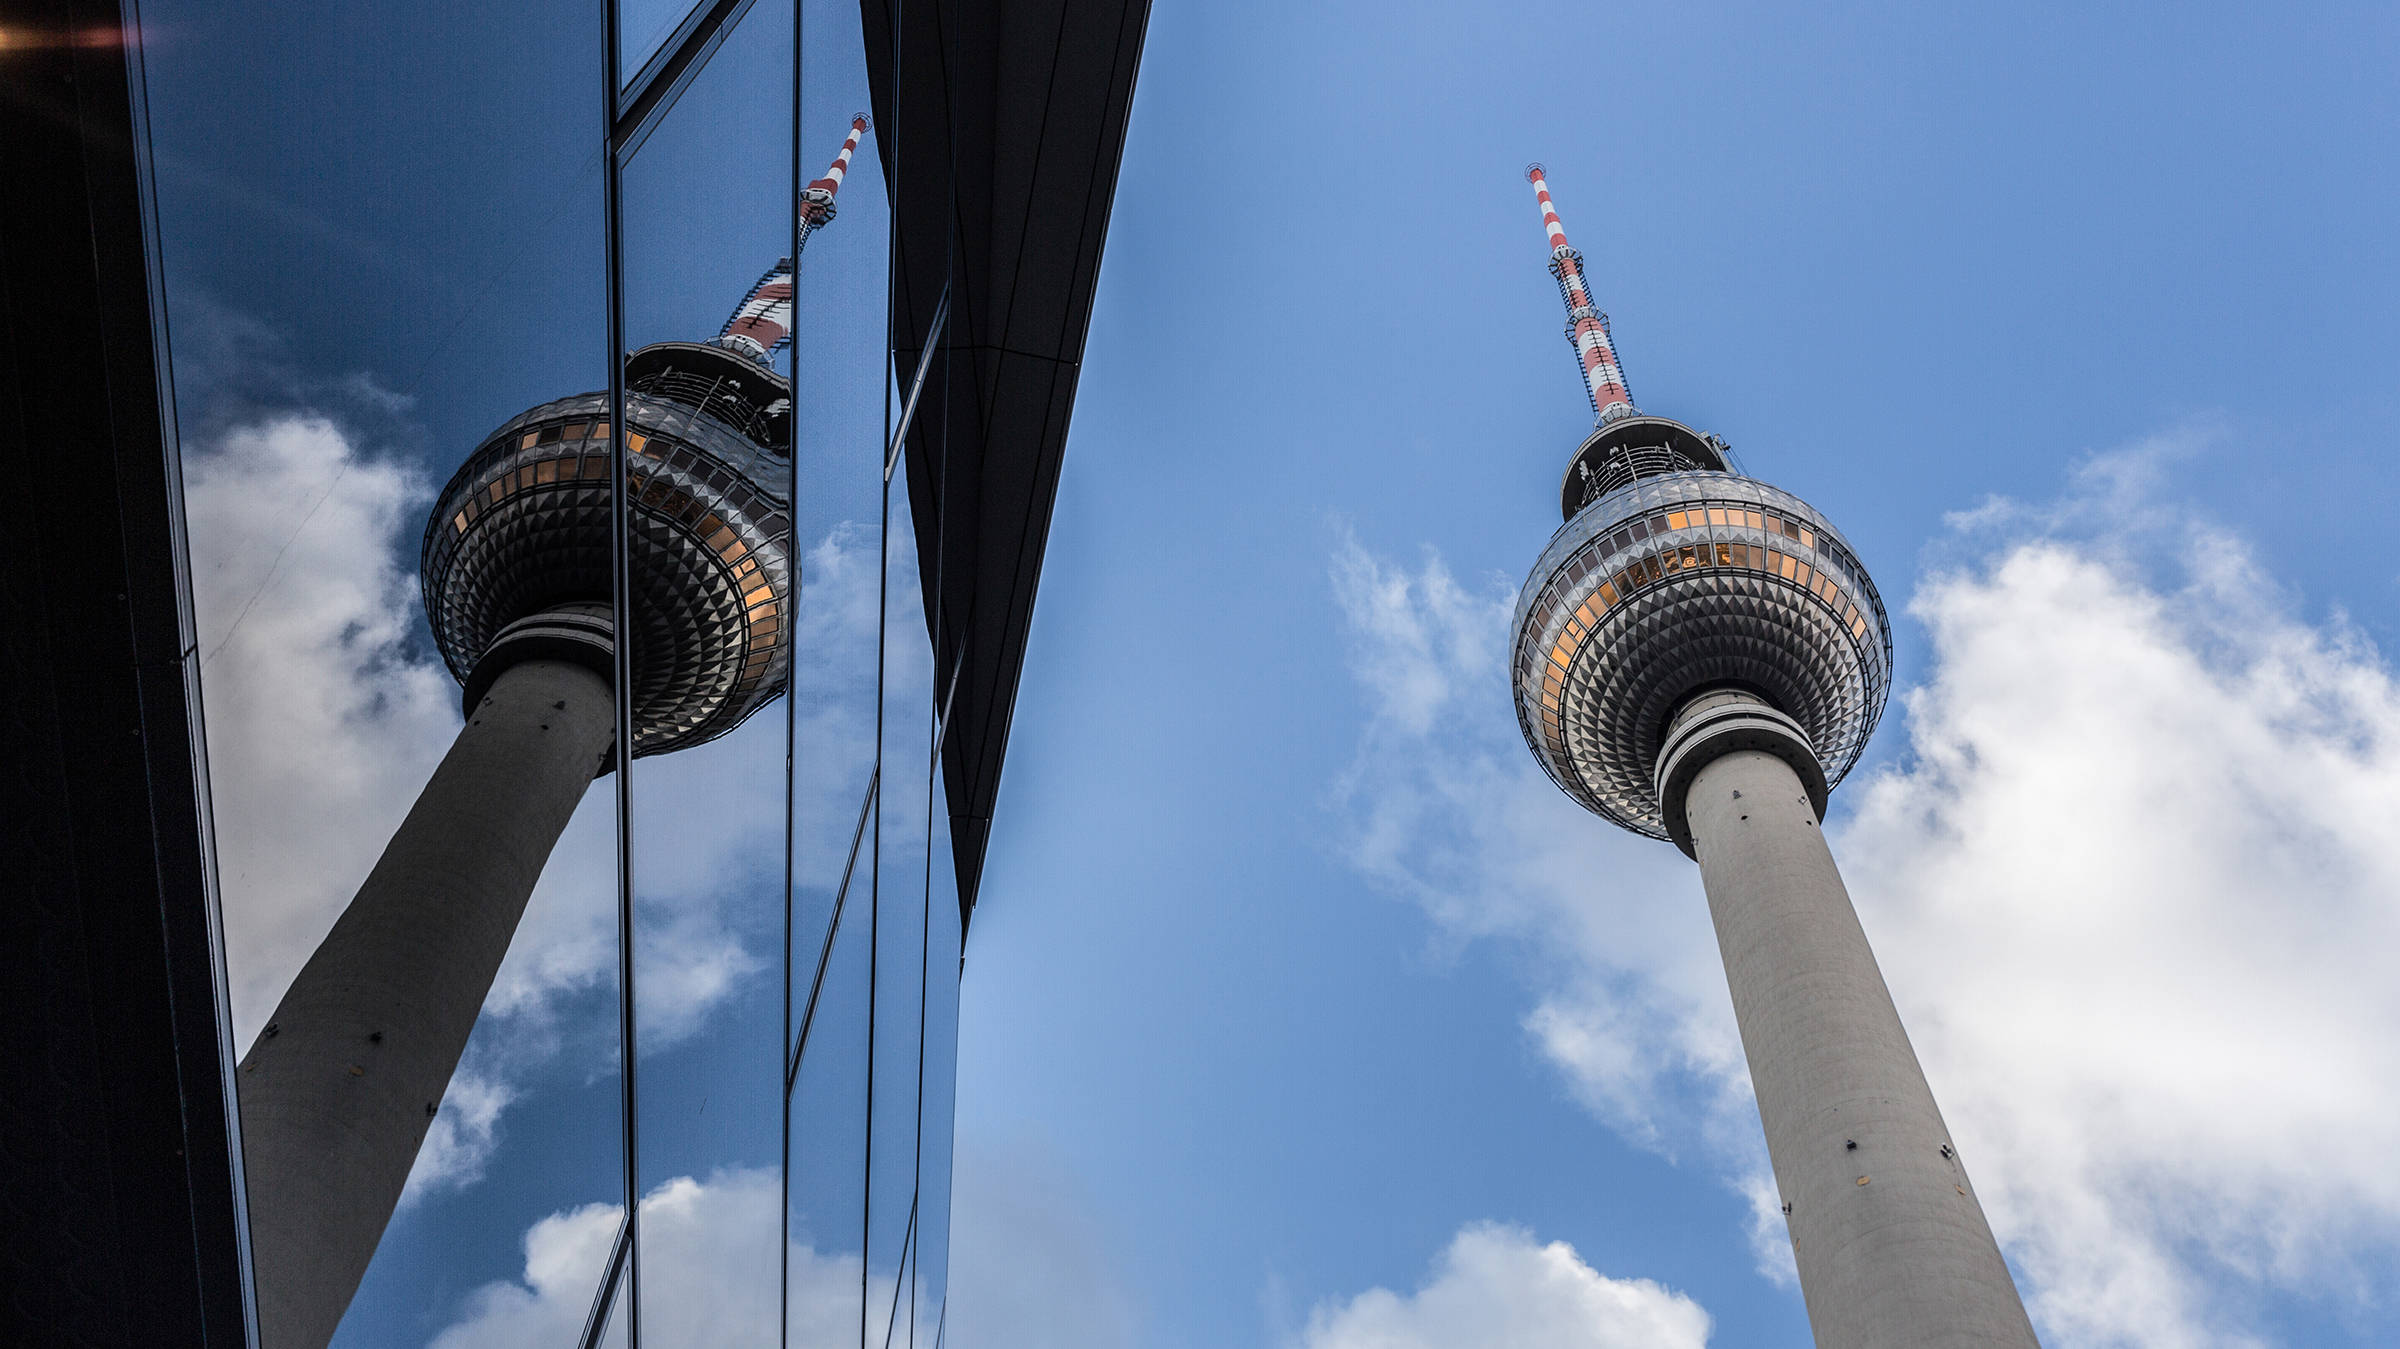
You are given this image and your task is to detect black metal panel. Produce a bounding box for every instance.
[0,2,251,1343]
[863,0,1150,927]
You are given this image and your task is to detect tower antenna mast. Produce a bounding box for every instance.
[715,114,871,364]
[1526,163,1635,425]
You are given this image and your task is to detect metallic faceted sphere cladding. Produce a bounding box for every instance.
[1511,471,1892,837]
[421,380,792,760]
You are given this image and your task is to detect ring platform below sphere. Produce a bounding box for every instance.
[421,363,793,760]
[1511,471,1892,837]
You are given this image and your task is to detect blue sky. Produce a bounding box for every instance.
[146,0,2400,1345]
[960,2,2400,1345]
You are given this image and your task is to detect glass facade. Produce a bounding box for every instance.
[138,2,969,1343]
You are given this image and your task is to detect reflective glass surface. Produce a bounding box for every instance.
[137,3,969,1343]
[138,6,632,1343]
[620,0,709,85]
[618,0,796,1340]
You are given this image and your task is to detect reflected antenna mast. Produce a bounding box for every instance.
[714,114,871,365]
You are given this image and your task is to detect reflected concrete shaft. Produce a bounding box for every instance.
[1673,701,2039,1349]
[238,646,614,1349]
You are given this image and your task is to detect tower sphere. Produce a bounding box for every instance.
[1510,415,1892,839]
[421,340,794,759]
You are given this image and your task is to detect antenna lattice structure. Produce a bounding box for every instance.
[1526,163,1635,425]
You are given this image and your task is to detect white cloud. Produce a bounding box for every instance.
[1298,1223,1710,1349]
[187,414,458,1045]
[789,519,915,898]
[1838,465,2400,1346]
[444,1133,1131,1349]
[437,1133,1123,1349]
[427,1167,875,1349]
[428,1191,620,1347]
[403,1068,514,1203]
[1329,442,2400,1347]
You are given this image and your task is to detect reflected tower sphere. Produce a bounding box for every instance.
[419,326,797,759]
[237,118,869,1349]
[1508,166,2041,1349]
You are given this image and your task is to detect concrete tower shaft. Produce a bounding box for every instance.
[1662,694,2043,1347]
[1526,164,1635,424]
[1507,167,2040,1347]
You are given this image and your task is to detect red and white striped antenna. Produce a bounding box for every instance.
[716,260,797,362]
[1526,163,1636,424]
[714,116,871,364]
[803,114,870,227]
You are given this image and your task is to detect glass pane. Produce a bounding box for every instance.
[868,425,936,1341]
[788,0,892,1339]
[914,765,966,1345]
[616,0,798,1339]
[596,1269,633,1349]
[137,4,632,1345]
[621,0,710,92]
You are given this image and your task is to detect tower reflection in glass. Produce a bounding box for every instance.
[237,243,825,1349]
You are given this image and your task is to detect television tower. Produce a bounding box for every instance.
[1508,165,2041,1348]
[236,121,868,1349]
